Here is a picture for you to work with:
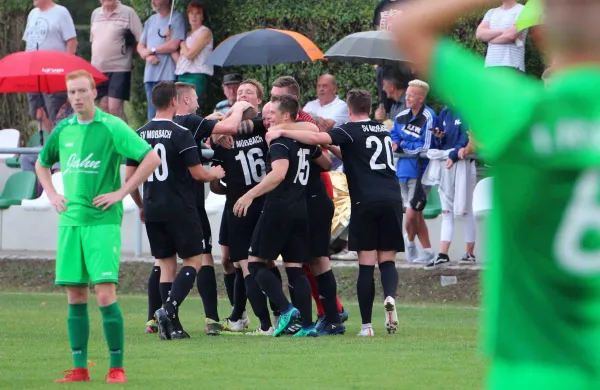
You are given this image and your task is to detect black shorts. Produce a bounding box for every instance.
[227,197,265,262]
[96,71,132,101]
[307,193,334,258]
[146,217,204,260]
[348,201,404,252]
[249,201,310,263]
[197,206,212,254]
[218,207,228,247]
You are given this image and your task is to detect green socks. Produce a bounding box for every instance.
[67,303,89,369]
[100,302,124,368]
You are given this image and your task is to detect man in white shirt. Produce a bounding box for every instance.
[22,0,77,123]
[303,74,349,171]
[475,0,527,71]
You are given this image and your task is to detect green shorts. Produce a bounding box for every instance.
[487,359,600,390]
[55,224,121,286]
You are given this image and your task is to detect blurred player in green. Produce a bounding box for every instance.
[394,0,600,388]
[35,70,161,383]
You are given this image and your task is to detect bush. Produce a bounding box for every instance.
[126,0,545,125]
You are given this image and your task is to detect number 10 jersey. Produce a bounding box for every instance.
[127,118,201,222]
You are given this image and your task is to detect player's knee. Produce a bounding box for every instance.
[66,286,88,304]
[94,283,117,307]
[247,261,265,278]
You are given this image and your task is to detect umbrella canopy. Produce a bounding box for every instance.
[324,30,410,66]
[205,28,324,67]
[516,0,542,32]
[0,51,107,94]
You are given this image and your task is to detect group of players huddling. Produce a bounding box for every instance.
[129,76,403,339]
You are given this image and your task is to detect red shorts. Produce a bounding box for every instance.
[320,171,333,199]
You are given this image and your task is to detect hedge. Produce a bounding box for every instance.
[1,0,545,132]
[125,0,544,126]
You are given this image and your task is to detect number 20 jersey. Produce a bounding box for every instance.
[211,127,268,206]
[328,120,401,205]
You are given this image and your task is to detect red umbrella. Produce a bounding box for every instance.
[0,51,108,94]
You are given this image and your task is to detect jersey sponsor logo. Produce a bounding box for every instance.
[235,135,265,149]
[362,124,389,133]
[140,129,173,139]
[63,153,102,175]
[404,123,422,135]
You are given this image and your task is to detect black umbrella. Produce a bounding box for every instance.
[205,28,323,88]
[324,30,410,66]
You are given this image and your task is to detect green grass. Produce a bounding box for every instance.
[0,293,484,389]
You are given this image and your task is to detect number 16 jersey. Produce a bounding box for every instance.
[328,120,401,205]
[211,127,268,207]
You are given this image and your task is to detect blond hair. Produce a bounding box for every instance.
[66,70,96,89]
[408,79,430,94]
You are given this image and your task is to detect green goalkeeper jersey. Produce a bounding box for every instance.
[431,39,600,372]
[39,108,151,226]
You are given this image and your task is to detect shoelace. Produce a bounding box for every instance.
[62,369,75,378]
[105,369,123,380]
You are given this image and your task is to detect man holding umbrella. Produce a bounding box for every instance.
[137,0,186,120]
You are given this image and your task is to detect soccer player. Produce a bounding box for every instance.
[127,81,225,340]
[210,102,277,335]
[270,76,349,329]
[35,70,161,383]
[266,89,403,336]
[394,0,600,388]
[235,94,330,337]
[173,82,253,335]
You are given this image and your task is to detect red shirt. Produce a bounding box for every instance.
[297,110,334,200]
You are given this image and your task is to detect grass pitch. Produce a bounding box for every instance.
[0,293,484,389]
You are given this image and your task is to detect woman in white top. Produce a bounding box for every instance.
[174,0,214,105]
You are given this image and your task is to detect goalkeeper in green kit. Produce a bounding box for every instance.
[394,0,600,389]
[35,70,161,383]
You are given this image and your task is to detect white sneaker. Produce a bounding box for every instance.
[413,249,435,264]
[245,326,275,336]
[221,318,245,332]
[241,311,250,329]
[384,296,399,334]
[357,327,375,337]
[404,235,418,262]
[332,249,358,260]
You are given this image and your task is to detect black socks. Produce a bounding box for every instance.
[357,265,375,325]
[197,265,219,321]
[379,261,398,298]
[248,262,289,313]
[147,266,161,321]
[316,270,341,324]
[285,267,312,327]
[229,268,247,322]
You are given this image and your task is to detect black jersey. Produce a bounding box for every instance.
[126,119,201,222]
[211,127,268,205]
[266,136,312,207]
[305,147,326,197]
[174,114,218,207]
[328,120,401,204]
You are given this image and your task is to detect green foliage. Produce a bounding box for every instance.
[125,0,545,125]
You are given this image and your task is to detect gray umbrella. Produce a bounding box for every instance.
[324,30,410,66]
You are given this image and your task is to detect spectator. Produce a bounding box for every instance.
[476,0,527,71]
[214,73,242,114]
[303,74,349,171]
[174,0,214,107]
[23,0,77,124]
[375,71,407,121]
[427,107,476,269]
[91,0,143,122]
[373,0,410,118]
[391,79,436,264]
[137,0,186,120]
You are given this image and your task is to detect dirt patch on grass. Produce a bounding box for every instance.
[0,259,480,305]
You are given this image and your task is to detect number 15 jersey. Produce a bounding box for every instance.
[126,119,201,222]
[328,120,401,205]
